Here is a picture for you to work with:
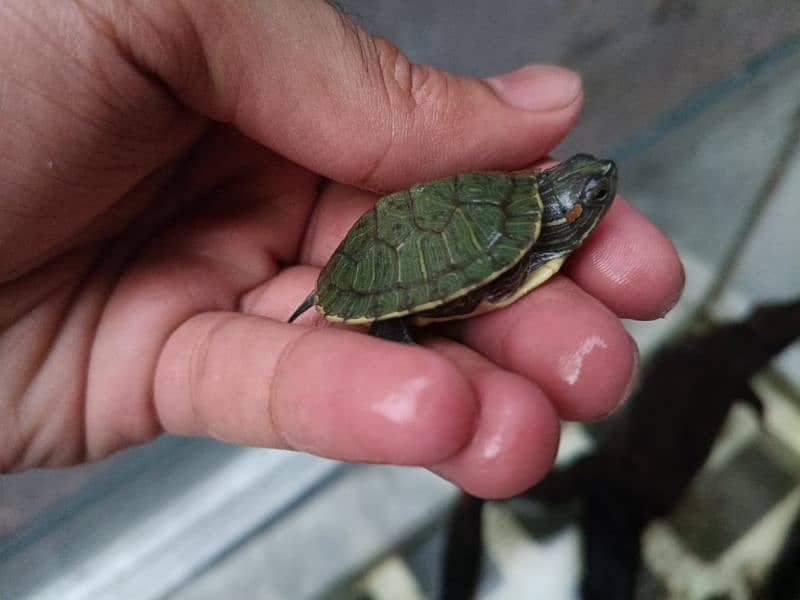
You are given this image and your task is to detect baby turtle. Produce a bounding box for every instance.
[289,154,617,343]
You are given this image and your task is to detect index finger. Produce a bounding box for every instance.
[153,312,479,465]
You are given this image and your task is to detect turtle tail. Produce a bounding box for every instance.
[288,293,315,323]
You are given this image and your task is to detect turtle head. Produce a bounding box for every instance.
[537,154,617,229]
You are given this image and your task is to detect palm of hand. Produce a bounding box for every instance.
[2,124,363,465]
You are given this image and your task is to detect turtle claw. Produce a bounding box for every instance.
[368,318,416,344]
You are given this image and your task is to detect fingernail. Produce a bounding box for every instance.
[485,65,583,111]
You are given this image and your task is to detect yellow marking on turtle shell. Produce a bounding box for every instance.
[442,233,455,265]
[456,208,483,252]
[416,237,428,281]
[394,244,405,284]
[367,254,376,290]
[410,256,566,326]
[319,192,544,324]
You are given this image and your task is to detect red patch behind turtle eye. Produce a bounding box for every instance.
[565,204,583,223]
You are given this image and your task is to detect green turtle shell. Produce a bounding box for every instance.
[316,172,543,323]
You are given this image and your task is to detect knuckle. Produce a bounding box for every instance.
[372,36,452,120]
[347,35,453,188]
[186,313,231,433]
[330,10,455,188]
[267,327,319,449]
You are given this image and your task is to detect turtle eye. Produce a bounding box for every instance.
[593,185,609,204]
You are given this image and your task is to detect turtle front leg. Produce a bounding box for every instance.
[368,318,416,344]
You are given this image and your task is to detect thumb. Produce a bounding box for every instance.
[114,0,583,189]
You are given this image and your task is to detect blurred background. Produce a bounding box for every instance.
[2,1,800,598]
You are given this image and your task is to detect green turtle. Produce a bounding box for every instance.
[289,154,617,343]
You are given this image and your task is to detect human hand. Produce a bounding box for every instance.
[0,0,682,498]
